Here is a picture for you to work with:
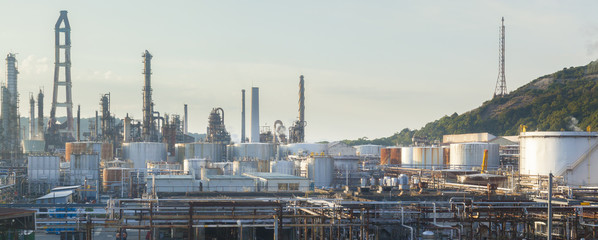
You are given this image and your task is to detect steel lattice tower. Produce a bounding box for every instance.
[49,10,74,136]
[494,17,507,98]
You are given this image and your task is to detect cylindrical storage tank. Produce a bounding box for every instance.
[70,154,100,185]
[443,146,450,165]
[27,155,60,183]
[449,143,499,170]
[355,145,382,156]
[230,143,277,161]
[389,147,401,165]
[412,147,444,169]
[65,142,113,162]
[401,147,413,167]
[520,131,598,186]
[281,143,328,156]
[370,177,377,186]
[122,142,167,169]
[201,167,223,179]
[308,156,334,188]
[233,161,258,175]
[175,144,186,163]
[102,167,131,192]
[270,160,294,175]
[183,158,209,175]
[380,148,390,165]
[185,143,226,162]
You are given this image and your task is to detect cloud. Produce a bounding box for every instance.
[19,55,51,75]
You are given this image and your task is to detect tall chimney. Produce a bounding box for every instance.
[76,104,80,142]
[299,75,305,125]
[95,110,98,139]
[183,104,188,134]
[251,87,259,143]
[241,89,246,143]
[29,95,35,139]
[37,90,44,139]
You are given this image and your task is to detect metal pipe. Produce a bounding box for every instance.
[241,89,245,143]
[401,207,414,240]
[548,173,552,240]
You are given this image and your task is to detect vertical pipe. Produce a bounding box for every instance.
[142,50,153,142]
[241,89,246,143]
[548,173,552,240]
[184,104,188,134]
[251,87,259,143]
[95,111,98,139]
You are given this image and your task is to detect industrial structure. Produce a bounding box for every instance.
[494,17,507,98]
[47,10,74,148]
[2,10,598,240]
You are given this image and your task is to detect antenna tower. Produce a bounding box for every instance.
[494,17,507,98]
[49,10,74,137]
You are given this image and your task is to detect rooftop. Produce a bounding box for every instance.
[37,190,74,200]
[243,172,307,180]
[205,175,253,180]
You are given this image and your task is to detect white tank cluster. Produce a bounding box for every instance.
[520,131,598,186]
[228,143,277,160]
[185,143,226,162]
[449,143,499,170]
[270,160,295,175]
[411,147,444,169]
[355,144,382,156]
[183,158,209,177]
[28,155,60,183]
[122,142,167,169]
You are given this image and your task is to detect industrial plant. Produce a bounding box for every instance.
[0,11,598,240]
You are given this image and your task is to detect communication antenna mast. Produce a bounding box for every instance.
[494,17,507,98]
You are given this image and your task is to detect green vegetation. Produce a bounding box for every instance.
[342,60,598,146]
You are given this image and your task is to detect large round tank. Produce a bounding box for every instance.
[380,148,390,165]
[305,157,334,188]
[412,147,444,169]
[401,147,413,166]
[389,147,401,165]
[230,143,276,160]
[65,142,113,162]
[175,144,186,163]
[122,142,167,169]
[233,161,258,175]
[449,143,499,169]
[281,143,328,156]
[27,155,60,183]
[270,160,295,175]
[185,143,226,162]
[520,131,598,186]
[69,154,100,185]
[102,167,131,192]
[355,145,382,156]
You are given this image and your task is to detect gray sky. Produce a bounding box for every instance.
[2,1,598,142]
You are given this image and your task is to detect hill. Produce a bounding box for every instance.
[343,60,598,146]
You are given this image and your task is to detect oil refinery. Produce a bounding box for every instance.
[0,10,598,240]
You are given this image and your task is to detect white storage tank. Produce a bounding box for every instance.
[270,160,294,175]
[401,147,414,167]
[412,147,444,169]
[304,156,334,188]
[122,142,167,169]
[27,155,60,183]
[185,143,226,162]
[69,154,100,185]
[281,143,328,156]
[233,161,258,175]
[450,143,499,170]
[230,143,276,160]
[355,144,382,156]
[520,131,598,186]
[184,158,209,176]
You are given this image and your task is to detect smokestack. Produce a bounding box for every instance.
[251,87,259,143]
[241,89,246,143]
[6,54,18,105]
[124,114,131,142]
[95,110,98,139]
[76,105,80,142]
[142,50,153,142]
[184,104,188,134]
[29,95,35,140]
[37,90,44,139]
[299,75,305,125]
